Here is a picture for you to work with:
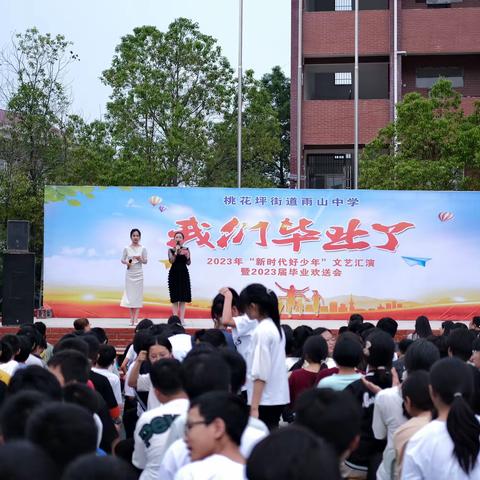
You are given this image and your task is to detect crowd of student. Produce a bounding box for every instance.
[0,284,480,479]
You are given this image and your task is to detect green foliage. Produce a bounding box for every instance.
[203,70,282,187]
[101,19,234,186]
[360,79,480,190]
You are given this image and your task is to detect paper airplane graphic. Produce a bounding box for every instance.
[401,256,431,267]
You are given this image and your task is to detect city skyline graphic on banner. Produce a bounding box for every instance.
[44,186,480,320]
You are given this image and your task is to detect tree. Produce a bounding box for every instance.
[0,28,79,263]
[101,19,234,186]
[202,70,282,188]
[360,79,480,190]
[261,66,290,187]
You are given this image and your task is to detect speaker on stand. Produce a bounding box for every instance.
[2,220,35,326]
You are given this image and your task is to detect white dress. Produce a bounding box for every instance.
[120,245,147,308]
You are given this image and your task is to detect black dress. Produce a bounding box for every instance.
[168,248,192,303]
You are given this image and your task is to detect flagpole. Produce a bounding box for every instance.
[237,0,243,188]
[296,0,303,189]
[354,0,359,189]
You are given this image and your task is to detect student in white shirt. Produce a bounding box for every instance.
[216,287,258,393]
[402,357,480,479]
[165,317,193,361]
[239,283,290,430]
[93,344,122,407]
[120,319,154,374]
[133,358,189,480]
[158,349,268,479]
[175,391,249,480]
[373,339,440,480]
[128,335,173,410]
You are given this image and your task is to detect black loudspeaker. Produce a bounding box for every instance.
[2,253,35,325]
[7,220,30,252]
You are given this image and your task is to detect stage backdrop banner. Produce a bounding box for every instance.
[43,186,480,320]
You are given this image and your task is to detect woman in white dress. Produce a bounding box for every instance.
[121,228,148,326]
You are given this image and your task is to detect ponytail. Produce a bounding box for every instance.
[240,284,282,338]
[447,395,480,474]
[430,358,480,474]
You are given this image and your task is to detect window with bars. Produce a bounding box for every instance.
[335,0,352,10]
[335,72,352,85]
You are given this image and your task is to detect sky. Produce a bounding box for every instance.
[0,0,291,121]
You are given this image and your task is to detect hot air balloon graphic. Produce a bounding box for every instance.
[159,205,167,212]
[149,195,162,207]
[438,212,454,222]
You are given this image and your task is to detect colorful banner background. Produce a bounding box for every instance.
[44,186,480,320]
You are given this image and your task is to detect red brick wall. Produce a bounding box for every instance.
[401,7,480,54]
[402,55,480,97]
[303,99,390,145]
[303,10,391,57]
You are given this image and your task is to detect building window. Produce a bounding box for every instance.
[304,0,388,11]
[335,72,352,85]
[335,0,352,11]
[306,153,353,189]
[304,63,389,100]
[416,67,464,88]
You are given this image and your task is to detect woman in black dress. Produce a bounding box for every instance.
[168,231,191,323]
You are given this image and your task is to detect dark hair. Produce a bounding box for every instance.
[130,228,141,238]
[17,325,42,351]
[404,339,440,372]
[133,330,153,354]
[247,425,341,480]
[441,320,455,336]
[190,391,249,446]
[366,329,395,369]
[239,283,282,337]
[415,316,433,338]
[2,334,20,356]
[8,365,62,400]
[473,336,480,353]
[282,324,294,356]
[165,323,185,336]
[73,318,90,332]
[63,383,100,414]
[62,454,137,480]
[15,335,33,362]
[54,337,89,358]
[82,333,101,363]
[313,327,331,336]
[453,322,469,331]
[135,318,154,332]
[430,358,480,474]
[427,334,449,358]
[473,316,480,328]
[150,358,183,395]
[292,326,313,357]
[174,231,184,239]
[96,344,117,369]
[0,338,13,363]
[26,402,97,473]
[303,335,328,364]
[0,391,50,441]
[195,328,227,348]
[167,315,183,326]
[338,326,348,335]
[48,349,90,384]
[181,353,230,399]
[149,323,170,336]
[146,335,172,355]
[348,314,364,334]
[90,327,108,344]
[33,322,47,337]
[398,338,414,355]
[401,370,433,412]
[294,388,361,456]
[332,334,363,368]
[0,441,59,480]
[211,289,242,321]
[220,349,247,394]
[376,317,398,338]
[447,329,475,362]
